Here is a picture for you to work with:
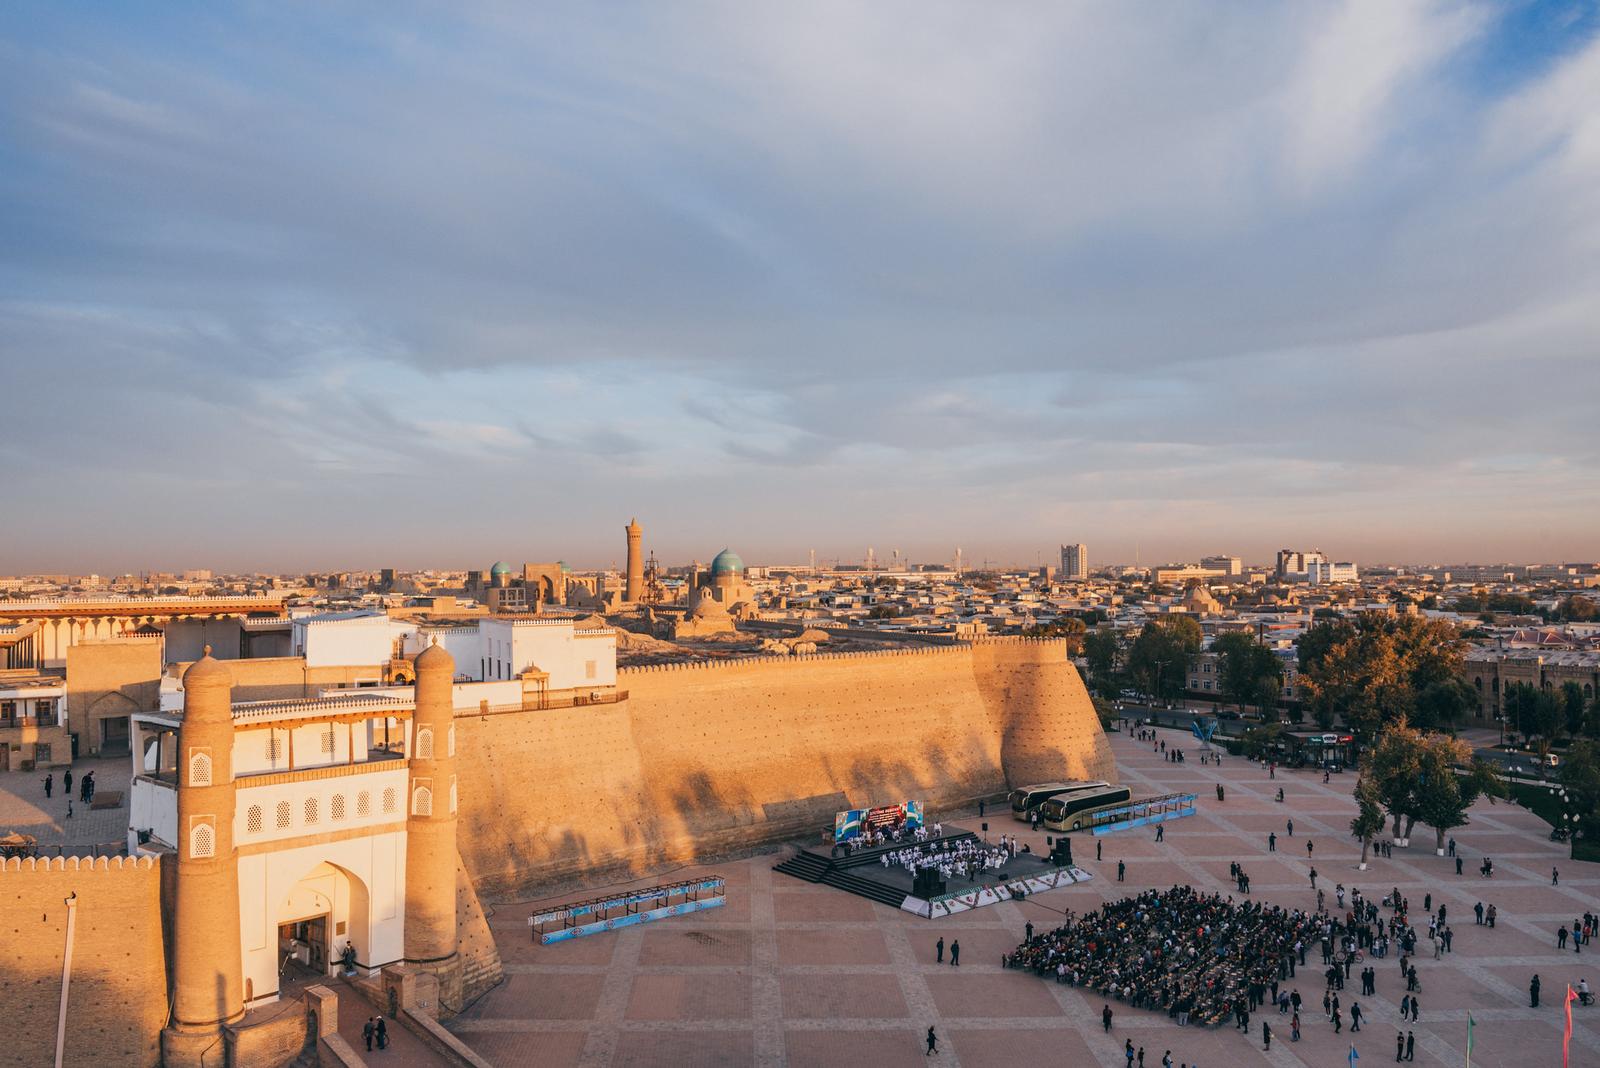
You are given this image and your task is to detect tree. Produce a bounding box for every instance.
[1561,681,1587,739]
[1414,677,1477,733]
[1082,628,1122,700]
[1350,773,1386,870]
[1367,722,1425,845]
[1296,613,1466,740]
[1559,741,1600,842]
[1557,595,1598,622]
[1506,683,1563,760]
[1215,632,1285,715]
[1413,732,1474,856]
[1126,617,1202,704]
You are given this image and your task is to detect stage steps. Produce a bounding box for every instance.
[773,832,985,909]
[820,869,910,908]
[772,851,831,883]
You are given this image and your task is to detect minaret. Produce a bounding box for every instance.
[163,646,245,1067]
[404,638,461,1002]
[624,517,644,603]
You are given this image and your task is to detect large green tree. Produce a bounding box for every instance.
[1126,616,1202,704]
[1559,741,1600,841]
[1350,773,1387,869]
[1296,613,1467,739]
[1214,631,1284,715]
[1561,681,1588,739]
[1082,628,1123,700]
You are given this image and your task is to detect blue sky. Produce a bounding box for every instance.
[1,2,1598,573]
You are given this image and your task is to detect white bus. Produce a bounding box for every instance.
[1008,780,1111,821]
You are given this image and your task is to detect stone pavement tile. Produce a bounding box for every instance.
[773,890,877,922]
[776,926,891,965]
[947,1025,1095,1066]
[612,1029,754,1067]
[1449,925,1557,959]
[779,973,910,1019]
[637,926,753,966]
[462,1030,589,1068]
[1093,860,1195,888]
[1195,858,1306,886]
[475,973,605,1019]
[504,931,621,966]
[923,972,1062,1017]
[783,1028,931,1068]
[1468,883,1586,914]
[624,973,754,1020]
[908,927,1022,967]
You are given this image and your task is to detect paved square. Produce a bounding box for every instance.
[449,726,1600,1066]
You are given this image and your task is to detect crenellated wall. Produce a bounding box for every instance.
[0,855,168,1068]
[454,637,1112,895]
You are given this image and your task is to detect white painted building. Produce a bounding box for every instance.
[1307,561,1359,585]
[291,611,413,668]
[475,617,617,692]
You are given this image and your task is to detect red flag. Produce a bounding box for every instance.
[1565,984,1577,1068]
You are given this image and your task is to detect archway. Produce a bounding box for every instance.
[276,861,371,979]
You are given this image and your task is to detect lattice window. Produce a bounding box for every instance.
[447,724,456,758]
[382,787,397,814]
[188,750,212,787]
[413,785,432,817]
[276,801,292,829]
[246,805,264,835]
[331,794,346,821]
[449,775,458,815]
[416,727,434,759]
[304,797,319,825]
[356,791,371,817]
[265,735,283,761]
[190,822,214,859]
[320,726,336,755]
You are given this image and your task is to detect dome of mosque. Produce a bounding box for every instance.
[558,560,572,574]
[710,549,744,576]
[489,561,511,577]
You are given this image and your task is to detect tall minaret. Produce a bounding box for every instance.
[624,517,644,603]
[404,639,461,1001]
[163,646,245,1067]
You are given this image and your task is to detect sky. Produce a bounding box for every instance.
[1,1,1598,575]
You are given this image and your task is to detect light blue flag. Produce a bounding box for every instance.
[1348,1044,1359,1066]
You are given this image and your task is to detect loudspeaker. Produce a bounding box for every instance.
[1051,837,1074,867]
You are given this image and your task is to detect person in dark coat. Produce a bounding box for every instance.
[936,937,944,963]
[375,1016,387,1049]
[363,1018,375,1051]
[1530,973,1541,1007]
[926,1026,938,1056]
[950,940,960,966]
[42,773,52,799]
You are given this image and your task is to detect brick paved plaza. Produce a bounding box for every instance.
[452,726,1600,1067]
[0,755,131,856]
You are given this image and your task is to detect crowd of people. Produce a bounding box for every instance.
[1003,886,1320,1028]
[882,834,1028,882]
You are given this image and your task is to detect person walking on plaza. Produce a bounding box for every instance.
[1025,921,1033,943]
[1118,860,1126,882]
[1474,901,1484,925]
[1310,867,1318,890]
[1287,818,1294,836]
[1561,925,1570,950]
[1448,837,1456,857]
[374,1016,387,1050]
[1553,866,1560,886]
[1291,1010,1301,1041]
[363,1018,375,1051]
[1487,904,1497,928]
[1103,1004,1114,1032]
[950,940,960,967]
[1455,855,1463,875]
[926,1026,938,1056]
[1351,1001,1363,1031]
[1155,823,1164,842]
[1124,1039,1135,1067]
[1262,1020,1272,1049]
[1097,840,1102,862]
[1306,840,1314,857]
[1405,1030,1415,1061]
[1268,832,1277,852]
[1530,974,1541,1007]
[42,773,52,799]
[936,937,944,963]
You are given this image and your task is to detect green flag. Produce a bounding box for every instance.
[1466,1013,1475,1068]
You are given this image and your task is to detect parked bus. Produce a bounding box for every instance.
[1009,780,1111,821]
[1038,785,1135,832]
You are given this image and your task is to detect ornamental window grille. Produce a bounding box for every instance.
[265,735,283,761]
[190,822,214,859]
[188,750,212,787]
[246,805,264,835]
[304,797,319,825]
[331,794,346,821]
[416,727,434,759]
[276,801,292,829]
[320,726,336,755]
[356,791,371,817]
[413,785,432,817]
[382,787,397,814]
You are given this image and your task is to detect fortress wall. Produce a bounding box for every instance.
[0,856,168,1068]
[455,638,1111,895]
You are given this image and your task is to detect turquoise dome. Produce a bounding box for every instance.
[489,561,511,576]
[558,560,572,573]
[710,549,744,575]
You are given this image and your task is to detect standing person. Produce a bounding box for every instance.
[1559,926,1569,950]
[1351,1001,1363,1031]
[1096,840,1102,862]
[1287,818,1294,836]
[950,940,960,967]
[1405,1030,1416,1061]
[1291,1010,1301,1041]
[1155,823,1164,843]
[1310,867,1319,890]
[935,937,944,963]
[978,799,985,819]
[1118,860,1126,883]
[926,1026,938,1056]
[375,1016,387,1050]
[1103,1004,1114,1032]
[1553,867,1560,886]
[62,769,72,796]
[1307,840,1315,857]
[1025,921,1033,943]
[1455,856,1463,875]
[1268,832,1277,852]
[42,773,52,799]
[1530,974,1541,1007]
[1262,1020,1272,1050]
[1395,1031,1405,1062]
[363,1018,375,1051]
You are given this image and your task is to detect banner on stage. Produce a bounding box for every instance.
[835,800,923,842]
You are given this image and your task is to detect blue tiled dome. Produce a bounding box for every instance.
[489,561,511,576]
[710,549,744,575]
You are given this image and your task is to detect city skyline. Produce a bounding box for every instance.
[3,4,1599,571]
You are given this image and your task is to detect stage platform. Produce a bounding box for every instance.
[773,832,1090,916]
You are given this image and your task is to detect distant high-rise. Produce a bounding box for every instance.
[1200,555,1242,577]
[1061,543,1088,580]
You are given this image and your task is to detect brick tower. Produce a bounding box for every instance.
[404,638,462,1005]
[162,646,245,1066]
[625,517,644,603]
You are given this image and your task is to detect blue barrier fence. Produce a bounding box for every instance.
[1089,792,1198,836]
[530,876,726,945]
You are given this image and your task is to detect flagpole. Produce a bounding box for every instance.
[1564,984,1576,1068]
[1465,1013,1474,1068]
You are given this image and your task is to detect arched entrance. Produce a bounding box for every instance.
[276,861,371,980]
